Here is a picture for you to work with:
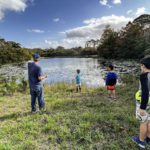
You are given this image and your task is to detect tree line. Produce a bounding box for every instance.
[97,14,150,59]
[31,46,97,57]
[0,39,31,65]
[0,39,97,65]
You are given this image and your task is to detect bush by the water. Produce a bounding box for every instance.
[0,39,31,65]
[120,74,139,85]
[0,77,28,96]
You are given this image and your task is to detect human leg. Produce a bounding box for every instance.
[145,121,150,144]
[76,84,81,92]
[30,89,37,112]
[108,90,111,98]
[146,115,150,144]
[79,85,81,92]
[37,86,45,110]
[132,122,147,149]
[76,85,79,92]
[133,103,149,148]
[112,89,116,99]
[140,122,148,141]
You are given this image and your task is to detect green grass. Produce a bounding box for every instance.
[0,82,144,150]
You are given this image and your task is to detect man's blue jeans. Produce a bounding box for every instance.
[30,86,45,112]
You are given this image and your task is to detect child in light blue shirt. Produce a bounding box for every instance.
[76,69,81,92]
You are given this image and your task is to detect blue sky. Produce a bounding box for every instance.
[0,0,149,48]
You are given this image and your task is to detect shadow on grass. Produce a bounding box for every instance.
[0,111,53,122]
[0,111,31,122]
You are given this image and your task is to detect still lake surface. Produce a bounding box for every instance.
[35,58,105,87]
[0,57,139,87]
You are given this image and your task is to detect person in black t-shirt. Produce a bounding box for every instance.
[132,57,150,149]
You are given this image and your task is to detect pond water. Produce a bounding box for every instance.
[0,58,139,87]
[28,58,105,87]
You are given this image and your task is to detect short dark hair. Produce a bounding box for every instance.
[108,64,114,70]
[77,69,80,74]
[140,56,150,69]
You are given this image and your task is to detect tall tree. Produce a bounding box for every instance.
[97,25,119,58]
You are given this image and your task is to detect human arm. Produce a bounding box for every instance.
[38,75,47,81]
[139,73,149,115]
[37,66,47,81]
[105,73,109,85]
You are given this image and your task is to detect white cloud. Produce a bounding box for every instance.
[99,0,108,5]
[28,38,86,49]
[135,7,146,16]
[44,38,86,48]
[127,7,148,16]
[53,18,60,22]
[29,15,133,49]
[0,0,32,20]
[99,0,112,8]
[27,29,45,33]
[127,9,133,15]
[113,0,121,4]
[65,15,132,39]
[99,0,121,7]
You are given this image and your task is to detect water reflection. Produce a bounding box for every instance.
[38,58,105,87]
[0,58,139,87]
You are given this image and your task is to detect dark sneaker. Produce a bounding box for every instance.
[145,137,150,145]
[107,96,112,100]
[113,97,117,100]
[132,136,146,149]
[31,110,37,114]
[40,108,46,112]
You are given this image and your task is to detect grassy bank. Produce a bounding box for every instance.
[0,80,144,150]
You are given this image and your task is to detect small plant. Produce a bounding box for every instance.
[18,78,28,92]
[0,77,28,96]
[120,74,138,85]
[1,77,18,96]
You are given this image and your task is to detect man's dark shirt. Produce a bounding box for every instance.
[28,62,43,89]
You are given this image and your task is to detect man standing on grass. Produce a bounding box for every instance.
[132,57,150,149]
[28,53,47,113]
